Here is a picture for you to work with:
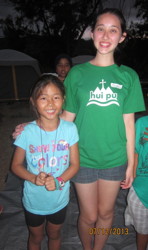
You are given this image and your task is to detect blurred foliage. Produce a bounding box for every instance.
[0,0,104,70]
[129,0,148,38]
[135,0,148,20]
[0,0,147,76]
[1,0,103,48]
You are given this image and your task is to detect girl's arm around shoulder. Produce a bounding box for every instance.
[11,146,46,186]
[60,110,76,122]
[12,122,30,139]
[58,142,79,182]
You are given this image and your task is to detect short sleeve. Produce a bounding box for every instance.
[69,122,79,147]
[14,130,27,150]
[123,71,145,114]
[63,66,81,114]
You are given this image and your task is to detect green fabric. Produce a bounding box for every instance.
[133,116,148,208]
[64,62,145,169]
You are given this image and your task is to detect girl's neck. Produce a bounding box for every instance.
[37,118,60,132]
[91,52,115,67]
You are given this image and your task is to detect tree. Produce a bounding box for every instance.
[1,0,147,73]
[0,0,104,54]
[0,0,106,70]
[136,0,148,20]
[129,0,148,38]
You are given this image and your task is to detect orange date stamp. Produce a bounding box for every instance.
[88,227,129,235]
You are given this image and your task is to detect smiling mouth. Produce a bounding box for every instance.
[100,42,110,48]
[46,110,55,114]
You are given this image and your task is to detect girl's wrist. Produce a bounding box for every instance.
[30,174,37,184]
[127,163,134,169]
[55,177,65,190]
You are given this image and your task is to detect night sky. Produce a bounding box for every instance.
[0,0,142,38]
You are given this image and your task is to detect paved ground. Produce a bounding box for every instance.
[0,175,138,250]
[0,100,148,250]
[0,101,33,190]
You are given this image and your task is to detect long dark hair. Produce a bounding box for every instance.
[91,8,127,33]
[30,74,65,117]
[55,54,72,69]
[91,8,128,65]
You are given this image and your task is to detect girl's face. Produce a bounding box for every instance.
[35,83,64,123]
[56,58,71,81]
[91,13,126,56]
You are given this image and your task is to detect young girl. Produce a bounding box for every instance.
[125,116,148,250]
[55,54,72,82]
[11,74,79,250]
[61,8,145,250]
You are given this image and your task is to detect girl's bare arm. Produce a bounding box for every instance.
[11,147,46,185]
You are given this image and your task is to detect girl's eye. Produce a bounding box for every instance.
[110,29,117,33]
[97,27,103,32]
[40,96,46,100]
[53,96,61,100]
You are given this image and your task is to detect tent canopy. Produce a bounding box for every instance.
[0,49,41,101]
[72,55,94,65]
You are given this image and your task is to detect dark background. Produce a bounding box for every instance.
[0,0,148,78]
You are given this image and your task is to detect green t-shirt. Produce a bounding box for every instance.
[133,116,148,208]
[64,62,145,169]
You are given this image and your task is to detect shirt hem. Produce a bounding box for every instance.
[23,201,69,215]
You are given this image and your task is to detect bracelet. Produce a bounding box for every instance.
[54,178,60,190]
[56,177,65,190]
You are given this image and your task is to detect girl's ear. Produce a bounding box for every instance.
[119,32,127,44]
[30,97,39,117]
[63,95,65,103]
[91,31,94,40]
[30,97,35,106]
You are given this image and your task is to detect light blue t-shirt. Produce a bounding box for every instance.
[14,119,79,215]
[133,116,148,208]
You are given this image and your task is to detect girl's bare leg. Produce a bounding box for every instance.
[75,179,121,250]
[28,223,44,250]
[93,179,121,250]
[46,221,63,250]
[137,233,148,250]
[75,181,98,250]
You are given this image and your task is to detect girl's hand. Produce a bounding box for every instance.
[12,123,28,139]
[35,172,47,186]
[120,166,134,189]
[45,175,56,191]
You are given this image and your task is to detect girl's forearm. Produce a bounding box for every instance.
[123,113,135,169]
[11,164,36,184]
[58,143,79,182]
[59,164,79,182]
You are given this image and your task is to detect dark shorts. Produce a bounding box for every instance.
[24,205,67,227]
[71,163,127,184]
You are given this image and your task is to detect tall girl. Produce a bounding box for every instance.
[61,8,145,250]
[11,74,79,250]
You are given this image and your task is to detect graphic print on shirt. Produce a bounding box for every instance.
[139,127,148,174]
[139,127,148,145]
[87,79,122,107]
[29,139,69,174]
